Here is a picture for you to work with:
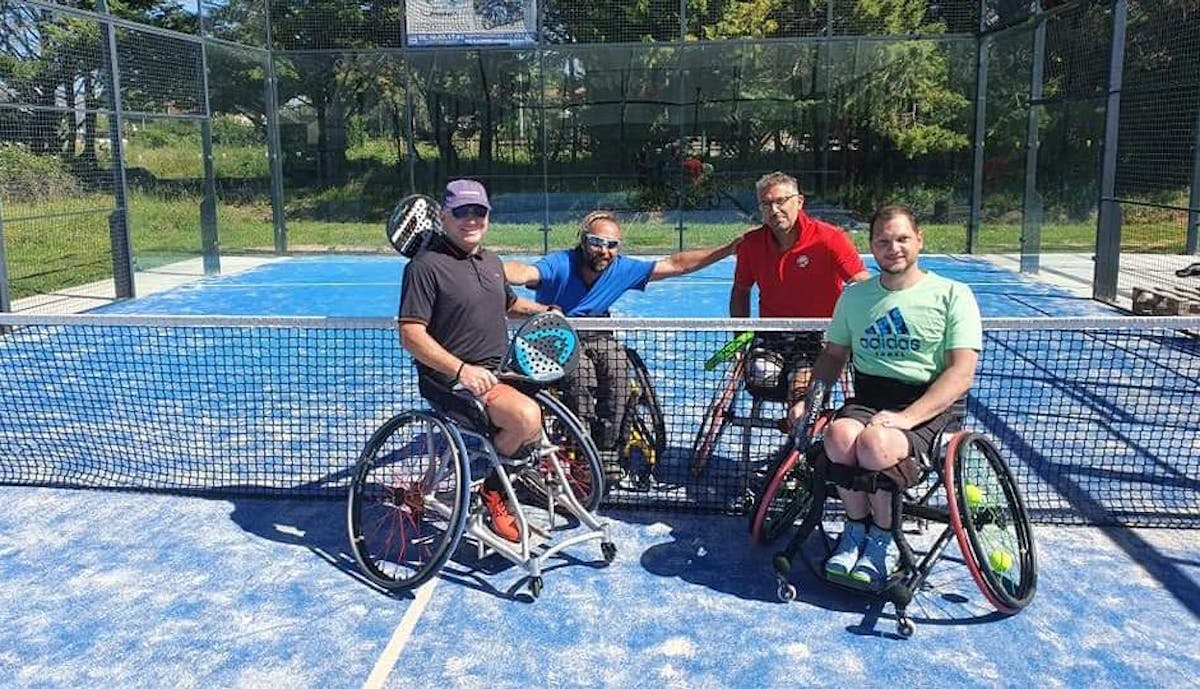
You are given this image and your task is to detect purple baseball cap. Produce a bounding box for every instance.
[442,179,491,211]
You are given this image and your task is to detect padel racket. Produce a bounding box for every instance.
[500,311,580,384]
[746,378,830,544]
[387,194,441,257]
[704,331,755,371]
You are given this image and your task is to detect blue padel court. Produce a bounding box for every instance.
[2,254,1198,688]
[94,253,1121,318]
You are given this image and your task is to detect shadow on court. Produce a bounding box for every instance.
[625,506,1012,638]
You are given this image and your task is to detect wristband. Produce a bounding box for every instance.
[451,361,466,385]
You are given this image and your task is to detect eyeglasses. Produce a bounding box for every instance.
[758,193,799,210]
[450,204,489,220]
[583,234,620,250]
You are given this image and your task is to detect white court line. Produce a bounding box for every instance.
[362,577,439,689]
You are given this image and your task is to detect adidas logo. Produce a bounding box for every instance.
[859,307,923,355]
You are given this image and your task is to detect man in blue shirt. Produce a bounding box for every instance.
[505,210,738,480]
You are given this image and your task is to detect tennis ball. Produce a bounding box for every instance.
[988,549,1013,572]
[964,483,984,509]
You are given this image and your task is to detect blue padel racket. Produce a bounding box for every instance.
[501,311,580,383]
[387,194,441,258]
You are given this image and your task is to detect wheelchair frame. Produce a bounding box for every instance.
[756,409,1038,637]
[690,352,791,479]
[347,388,615,599]
[614,346,667,490]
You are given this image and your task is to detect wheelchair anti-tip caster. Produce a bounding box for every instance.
[896,614,915,638]
[601,541,617,564]
[528,576,543,599]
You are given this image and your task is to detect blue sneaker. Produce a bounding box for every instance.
[851,525,899,586]
[825,520,867,578]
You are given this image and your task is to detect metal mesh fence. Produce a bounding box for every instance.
[206,43,274,254]
[1110,0,1200,310]
[1030,2,1110,253]
[977,24,1033,253]
[200,0,268,47]
[0,3,116,311]
[1,315,1197,528]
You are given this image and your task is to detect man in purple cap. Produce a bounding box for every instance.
[398,179,554,542]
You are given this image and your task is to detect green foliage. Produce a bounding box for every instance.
[0,144,80,202]
[212,115,263,147]
[132,120,198,148]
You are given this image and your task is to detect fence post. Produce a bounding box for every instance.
[537,1,550,255]
[0,197,10,312]
[264,53,288,254]
[1095,0,1128,303]
[1188,77,1200,254]
[968,32,990,254]
[98,0,135,298]
[1019,8,1047,274]
[198,41,220,275]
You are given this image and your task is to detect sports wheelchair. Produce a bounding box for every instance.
[548,332,666,492]
[348,387,615,598]
[613,346,667,490]
[347,312,615,599]
[751,385,1037,637]
[691,331,840,482]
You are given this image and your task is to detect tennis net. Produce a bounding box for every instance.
[0,314,1197,527]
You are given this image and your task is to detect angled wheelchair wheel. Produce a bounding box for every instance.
[619,348,667,485]
[348,411,470,591]
[519,390,605,512]
[748,413,828,545]
[690,355,744,476]
[944,432,1038,614]
[749,447,812,545]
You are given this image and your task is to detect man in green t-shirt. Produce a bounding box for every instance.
[806,205,983,586]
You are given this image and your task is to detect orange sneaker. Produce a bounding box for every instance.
[480,486,520,542]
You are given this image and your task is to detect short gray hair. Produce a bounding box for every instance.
[755,171,801,198]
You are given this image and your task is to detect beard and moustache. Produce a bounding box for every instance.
[581,246,612,273]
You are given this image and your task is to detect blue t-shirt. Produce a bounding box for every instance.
[534,250,655,316]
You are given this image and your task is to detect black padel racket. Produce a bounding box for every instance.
[387,194,441,257]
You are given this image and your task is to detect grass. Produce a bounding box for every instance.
[2,191,1191,302]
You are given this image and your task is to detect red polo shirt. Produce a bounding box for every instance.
[733,212,865,317]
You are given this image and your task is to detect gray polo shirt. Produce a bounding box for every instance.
[398,237,516,386]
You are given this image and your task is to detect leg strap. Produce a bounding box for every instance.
[823,455,922,493]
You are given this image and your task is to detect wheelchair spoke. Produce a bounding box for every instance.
[348,411,470,591]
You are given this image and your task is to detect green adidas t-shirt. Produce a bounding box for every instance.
[827,271,983,385]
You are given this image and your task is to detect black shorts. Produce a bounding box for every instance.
[754,331,824,369]
[743,331,824,402]
[418,376,492,433]
[835,371,965,460]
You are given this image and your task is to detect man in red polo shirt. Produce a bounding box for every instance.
[729,171,871,428]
